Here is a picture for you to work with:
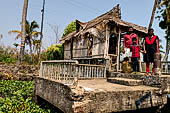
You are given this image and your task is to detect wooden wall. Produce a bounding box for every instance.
[72,37,88,58]
[72,35,105,59]
[64,41,71,60]
[63,23,120,60]
[92,36,105,58]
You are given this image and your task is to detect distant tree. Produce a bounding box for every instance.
[157,0,170,61]
[48,23,60,44]
[0,34,3,39]
[0,34,3,44]
[62,21,76,38]
[46,44,64,60]
[9,20,41,62]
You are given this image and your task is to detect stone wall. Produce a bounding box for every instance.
[34,77,73,113]
[0,64,39,80]
[73,89,165,113]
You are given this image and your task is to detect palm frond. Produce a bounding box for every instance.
[159,0,169,6]
[30,21,39,32]
[8,30,21,35]
[32,31,41,37]
[15,34,22,39]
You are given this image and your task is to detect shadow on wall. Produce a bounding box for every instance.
[36,96,64,113]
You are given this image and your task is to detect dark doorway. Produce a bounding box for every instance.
[109,33,117,54]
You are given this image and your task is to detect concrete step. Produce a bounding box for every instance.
[108,72,160,80]
[107,77,143,86]
[108,72,162,87]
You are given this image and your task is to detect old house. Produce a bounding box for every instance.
[60,5,147,72]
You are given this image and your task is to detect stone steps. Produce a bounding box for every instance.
[107,72,162,87]
[107,77,143,86]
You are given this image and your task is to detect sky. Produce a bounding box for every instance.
[0,0,169,59]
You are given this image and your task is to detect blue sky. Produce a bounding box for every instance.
[0,0,168,58]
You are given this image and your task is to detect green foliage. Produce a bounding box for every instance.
[9,20,41,64]
[0,80,52,113]
[0,46,17,63]
[62,21,76,37]
[157,0,170,40]
[46,44,64,60]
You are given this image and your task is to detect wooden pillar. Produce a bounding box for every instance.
[104,24,110,58]
[39,61,43,77]
[116,28,121,72]
[105,24,111,71]
[73,61,79,87]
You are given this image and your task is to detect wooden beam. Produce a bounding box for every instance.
[104,24,110,58]
[116,28,121,72]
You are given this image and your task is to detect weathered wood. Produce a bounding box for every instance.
[116,30,121,72]
[40,60,106,85]
[104,24,110,58]
[64,42,72,60]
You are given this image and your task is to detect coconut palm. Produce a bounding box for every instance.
[148,0,159,29]
[20,0,29,63]
[9,20,41,62]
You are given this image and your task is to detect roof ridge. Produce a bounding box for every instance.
[86,4,121,24]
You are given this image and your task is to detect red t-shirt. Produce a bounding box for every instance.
[123,33,138,48]
[130,44,140,58]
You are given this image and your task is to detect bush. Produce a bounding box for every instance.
[46,44,64,60]
[0,46,17,63]
[62,21,76,37]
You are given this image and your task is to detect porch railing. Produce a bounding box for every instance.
[161,61,170,74]
[141,61,170,74]
[77,64,106,79]
[39,60,78,85]
[39,60,106,85]
[119,61,170,74]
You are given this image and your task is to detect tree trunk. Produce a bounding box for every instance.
[163,26,170,61]
[38,0,45,61]
[20,0,29,63]
[148,0,159,29]
[163,40,170,61]
[29,41,33,63]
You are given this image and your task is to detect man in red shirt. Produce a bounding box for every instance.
[143,28,160,75]
[123,26,139,58]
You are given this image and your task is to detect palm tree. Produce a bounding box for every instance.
[20,0,29,63]
[148,0,159,29]
[9,20,40,62]
[159,0,170,61]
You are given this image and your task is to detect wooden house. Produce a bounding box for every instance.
[60,5,147,72]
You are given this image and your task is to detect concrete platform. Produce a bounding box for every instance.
[34,77,168,113]
[108,72,170,87]
[78,79,157,91]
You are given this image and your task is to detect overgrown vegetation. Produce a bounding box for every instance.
[0,80,55,113]
[157,0,170,61]
[0,43,64,64]
[0,46,17,63]
[46,44,64,60]
[62,21,76,37]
